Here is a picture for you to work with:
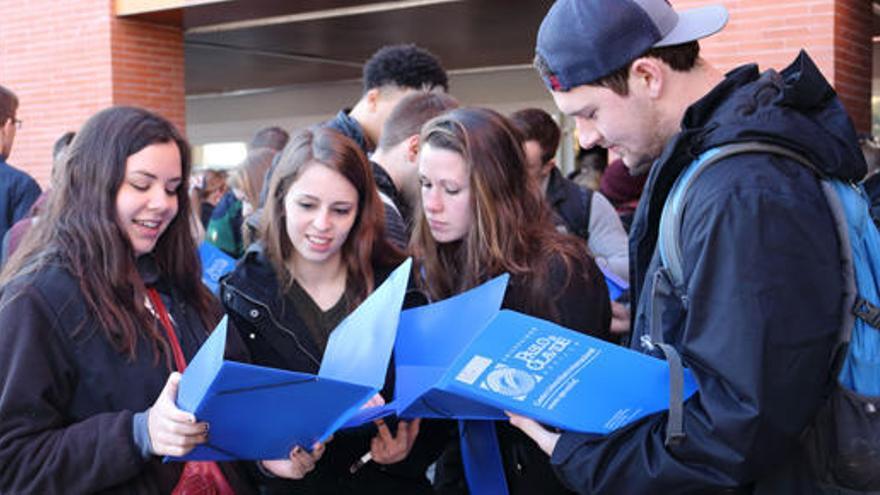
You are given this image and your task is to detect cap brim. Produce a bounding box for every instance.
[654,5,728,48]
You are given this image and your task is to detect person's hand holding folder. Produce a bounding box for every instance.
[370,418,421,465]
[260,441,327,479]
[506,412,560,456]
[147,372,210,457]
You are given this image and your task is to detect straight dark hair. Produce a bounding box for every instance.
[509,108,561,164]
[411,107,592,318]
[0,106,218,364]
[262,127,404,309]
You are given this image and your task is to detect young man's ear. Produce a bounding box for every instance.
[365,88,381,112]
[405,134,420,163]
[629,58,665,98]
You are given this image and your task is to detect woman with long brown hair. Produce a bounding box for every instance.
[221,127,434,494]
[206,148,275,257]
[412,107,612,495]
[0,106,320,494]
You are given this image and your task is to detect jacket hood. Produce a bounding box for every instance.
[682,50,866,181]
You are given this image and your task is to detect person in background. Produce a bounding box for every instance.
[0,106,320,494]
[222,127,435,494]
[192,168,228,228]
[411,107,611,495]
[206,148,275,257]
[249,126,289,154]
[255,45,449,248]
[1,130,76,263]
[509,107,629,283]
[598,158,647,233]
[326,44,449,155]
[370,91,460,245]
[0,84,41,247]
[567,146,607,191]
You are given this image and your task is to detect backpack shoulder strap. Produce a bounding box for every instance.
[659,142,826,288]
[651,141,856,448]
[577,186,593,240]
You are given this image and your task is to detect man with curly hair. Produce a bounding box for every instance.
[326,44,448,247]
[256,44,448,247]
[327,44,448,154]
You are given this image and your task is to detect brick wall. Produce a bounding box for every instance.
[676,0,872,132]
[833,0,872,133]
[0,0,873,184]
[0,0,184,186]
[112,19,186,133]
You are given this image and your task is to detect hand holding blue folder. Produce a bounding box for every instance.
[172,259,412,461]
[350,273,698,435]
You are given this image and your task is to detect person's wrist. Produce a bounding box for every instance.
[256,460,277,478]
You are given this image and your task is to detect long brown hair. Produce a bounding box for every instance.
[0,106,218,363]
[411,107,590,317]
[230,147,275,208]
[261,127,403,308]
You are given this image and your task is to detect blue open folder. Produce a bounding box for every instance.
[198,242,236,294]
[348,274,698,435]
[171,258,412,461]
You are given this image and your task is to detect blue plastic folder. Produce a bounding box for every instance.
[350,273,699,435]
[599,264,629,302]
[198,242,236,294]
[172,258,412,461]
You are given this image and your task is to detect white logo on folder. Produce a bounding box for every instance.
[456,355,492,385]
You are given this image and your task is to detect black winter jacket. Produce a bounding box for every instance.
[550,52,863,494]
[0,263,256,494]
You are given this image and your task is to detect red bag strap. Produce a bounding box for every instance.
[147,289,236,495]
[147,288,187,372]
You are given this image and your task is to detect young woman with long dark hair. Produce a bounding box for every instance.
[0,106,320,494]
[221,127,436,494]
[412,107,612,495]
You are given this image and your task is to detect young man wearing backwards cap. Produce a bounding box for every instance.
[509,0,867,493]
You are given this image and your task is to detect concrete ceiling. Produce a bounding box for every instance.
[121,0,554,96]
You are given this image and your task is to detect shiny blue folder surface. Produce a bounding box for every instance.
[351,274,698,435]
[198,242,236,294]
[172,259,412,461]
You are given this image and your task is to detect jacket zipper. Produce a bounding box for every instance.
[223,283,322,367]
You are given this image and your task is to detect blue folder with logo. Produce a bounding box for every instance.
[349,274,698,435]
[172,258,412,461]
[198,241,236,294]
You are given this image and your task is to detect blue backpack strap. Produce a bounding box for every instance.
[459,420,509,495]
[658,142,826,286]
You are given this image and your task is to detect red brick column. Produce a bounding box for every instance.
[0,0,185,186]
[676,0,872,133]
[833,0,873,133]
